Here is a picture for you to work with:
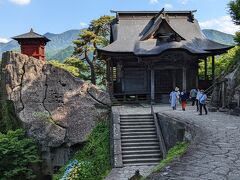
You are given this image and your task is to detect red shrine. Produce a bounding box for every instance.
[12,28,50,61]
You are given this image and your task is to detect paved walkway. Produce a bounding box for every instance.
[106,104,240,180]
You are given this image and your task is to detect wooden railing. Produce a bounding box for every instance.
[151,103,167,158]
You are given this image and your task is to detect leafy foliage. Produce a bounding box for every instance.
[0,129,41,180]
[228,0,240,44]
[73,16,114,86]
[150,142,189,174]
[54,121,111,180]
[229,0,240,25]
[49,56,89,80]
[0,100,22,134]
[198,47,240,79]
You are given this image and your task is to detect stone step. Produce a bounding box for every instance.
[123,162,159,166]
[123,158,161,164]
[120,121,155,125]
[122,145,160,151]
[120,116,153,120]
[121,138,158,143]
[121,134,157,139]
[120,114,152,117]
[121,131,156,136]
[121,124,155,129]
[121,128,156,132]
[122,141,159,147]
[122,153,161,159]
[122,149,161,155]
[120,119,154,122]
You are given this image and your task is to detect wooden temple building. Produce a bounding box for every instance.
[99,9,234,103]
[12,28,50,61]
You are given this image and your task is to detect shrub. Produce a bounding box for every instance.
[54,121,111,180]
[0,100,22,134]
[0,129,41,179]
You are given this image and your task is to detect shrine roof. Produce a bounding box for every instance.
[12,28,50,42]
[98,9,234,57]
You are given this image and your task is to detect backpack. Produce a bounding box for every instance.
[199,94,206,104]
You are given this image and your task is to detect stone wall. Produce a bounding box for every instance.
[157,113,196,151]
[1,51,111,176]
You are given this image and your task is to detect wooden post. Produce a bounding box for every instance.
[172,70,176,89]
[151,68,155,102]
[109,60,114,97]
[212,55,215,81]
[196,67,199,88]
[222,81,226,108]
[182,67,187,91]
[204,58,207,80]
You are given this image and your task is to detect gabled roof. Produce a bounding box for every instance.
[12,28,50,42]
[98,10,234,57]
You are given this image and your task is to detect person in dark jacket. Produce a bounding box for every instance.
[180,90,188,111]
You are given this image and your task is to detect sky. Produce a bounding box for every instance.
[0,0,239,43]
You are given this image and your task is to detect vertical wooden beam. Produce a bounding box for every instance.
[151,68,155,102]
[182,67,187,91]
[212,55,215,81]
[204,58,207,80]
[109,60,114,96]
[172,70,176,89]
[222,81,226,108]
[196,61,199,88]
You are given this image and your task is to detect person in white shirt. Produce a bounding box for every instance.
[199,90,208,115]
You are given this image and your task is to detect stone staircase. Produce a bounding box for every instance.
[120,114,162,166]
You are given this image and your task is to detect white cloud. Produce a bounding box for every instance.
[9,0,31,5]
[0,37,10,43]
[149,0,159,4]
[80,22,88,28]
[199,16,239,35]
[164,3,173,9]
[178,0,189,4]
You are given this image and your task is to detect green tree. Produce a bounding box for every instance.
[49,56,89,80]
[229,0,240,44]
[0,129,40,179]
[73,15,114,86]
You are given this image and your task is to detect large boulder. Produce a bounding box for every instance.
[1,51,111,175]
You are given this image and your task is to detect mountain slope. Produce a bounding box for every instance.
[202,29,235,45]
[0,29,81,61]
[0,29,235,62]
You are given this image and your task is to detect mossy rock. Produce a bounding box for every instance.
[0,100,22,133]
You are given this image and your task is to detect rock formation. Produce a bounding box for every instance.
[0,51,111,175]
[210,65,240,115]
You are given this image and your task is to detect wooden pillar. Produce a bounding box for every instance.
[109,60,114,96]
[182,67,187,91]
[172,70,176,89]
[196,67,199,88]
[222,81,226,108]
[212,55,215,81]
[204,58,207,80]
[151,68,155,102]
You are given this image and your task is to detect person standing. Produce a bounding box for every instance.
[196,88,201,112]
[190,88,197,106]
[180,90,188,111]
[199,90,208,115]
[169,89,178,110]
[175,87,180,105]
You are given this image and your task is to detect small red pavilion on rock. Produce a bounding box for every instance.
[12,28,50,61]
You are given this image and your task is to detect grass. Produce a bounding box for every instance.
[148,142,189,176]
[53,120,111,180]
